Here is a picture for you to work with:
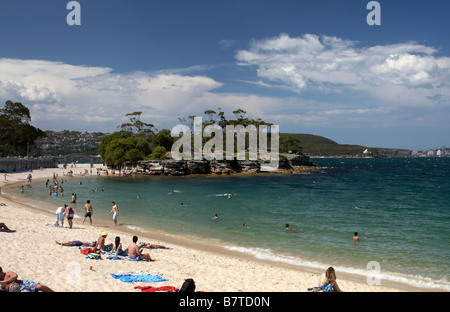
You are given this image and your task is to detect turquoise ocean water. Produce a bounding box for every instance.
[20,157,450,290]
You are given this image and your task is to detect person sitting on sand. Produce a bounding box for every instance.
[95,232,113,252]
[318,267,342,292]
[114,236,128,256]
[127,236,154,261]
[55,240,96,247]
[0,222,15,232]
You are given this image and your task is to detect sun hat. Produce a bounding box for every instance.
[102,231,108,236]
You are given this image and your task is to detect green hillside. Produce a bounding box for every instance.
[281,133,370,156]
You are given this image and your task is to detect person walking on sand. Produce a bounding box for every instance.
[108,201,119,226]
[55,204,67,227]
[82,200,93,225]
[67,206,75,228]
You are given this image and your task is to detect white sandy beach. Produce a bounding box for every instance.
[0,164,404,292]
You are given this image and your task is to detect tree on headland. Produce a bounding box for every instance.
[151,129,174,151]
[98,131,146,170]
[151,146,167,160]
[279,136,303,154]
[0,100,46,157]
[119,111,156,137]
[99,112,155,171]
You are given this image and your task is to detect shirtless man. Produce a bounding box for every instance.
[95,232,113,252]
[82,200,93,225]
[127,236,154,261]
[0,266,18,290]
[108,201,119,226]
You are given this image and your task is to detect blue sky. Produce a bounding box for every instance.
[0,0,449,150]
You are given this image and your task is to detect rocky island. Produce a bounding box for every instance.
[126,154,317,176]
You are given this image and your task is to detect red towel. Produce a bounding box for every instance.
[134,286,179,292]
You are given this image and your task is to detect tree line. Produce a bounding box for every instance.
[0,101,46,157]
[99,109,303,171]
[0,101,303,167]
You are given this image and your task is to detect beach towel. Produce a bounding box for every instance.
[134,286,179,292]
[110,274,168,283]
[105,254,144,261]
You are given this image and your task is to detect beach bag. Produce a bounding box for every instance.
[86,252,102,260]
[179,278,196,292]
[80,247,96,255]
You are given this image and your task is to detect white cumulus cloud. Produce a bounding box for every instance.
[236,33,450,107]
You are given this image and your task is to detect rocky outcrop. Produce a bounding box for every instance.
[187,160,210,174]
[283,154,316,167]
[236,160,260,173]
[209,160,235,175]
[132,154,316,176]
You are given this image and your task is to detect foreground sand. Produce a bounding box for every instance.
[0,165,403,292]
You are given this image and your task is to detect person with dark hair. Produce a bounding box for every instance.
[82,200,93,225]
[353,232,360,241]
[113,236,128,256]
[127,235,154,261]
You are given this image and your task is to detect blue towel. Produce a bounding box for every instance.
[111,274,167,283]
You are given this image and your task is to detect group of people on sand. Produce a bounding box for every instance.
[56,231,170,262]
[53,200,120,228]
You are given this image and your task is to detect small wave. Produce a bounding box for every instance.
[224,245,450,291]
[207,193,236,197]
[126,225,148,233]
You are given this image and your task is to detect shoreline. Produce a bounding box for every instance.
[0,165,425,292]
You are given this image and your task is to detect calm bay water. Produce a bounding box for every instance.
[22,157,450,290]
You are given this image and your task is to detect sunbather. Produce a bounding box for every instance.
[55,240,96,247]
[139,242,171,250]
[127,236,154,261]
[0,222,15,232]
[4,279,54,292]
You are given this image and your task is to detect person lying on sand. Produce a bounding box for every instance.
[55,240,96,247]
[0,222,15,232]
[3,279,54,292]
[138,242,171,250]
